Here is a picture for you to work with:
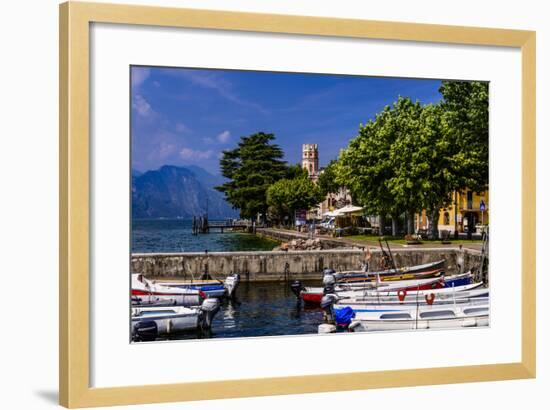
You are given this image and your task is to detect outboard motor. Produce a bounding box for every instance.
[199,298,220,329]
[224,273,241,299]
[323,268,336,275]
[320,293,338,324]
[290,280,305,298]
[322,273,336,287]
[133,321,158,342]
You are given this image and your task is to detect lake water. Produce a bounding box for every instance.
[132,219,324,340]
[156,281,325,341]
[132,219,279,253]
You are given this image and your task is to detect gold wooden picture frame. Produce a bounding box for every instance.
[59,1,536,407]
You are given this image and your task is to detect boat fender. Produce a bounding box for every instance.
[425,293,435,305]
[133,321,158,342]
[398,289,407,302]
[290,280,305,298]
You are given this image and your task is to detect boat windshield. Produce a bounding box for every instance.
[137,310,177,317]
[419,310,456,319]
[463,307,489,316]
[379,313,412,320]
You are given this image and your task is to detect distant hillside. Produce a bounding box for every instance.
[131,165,238,219]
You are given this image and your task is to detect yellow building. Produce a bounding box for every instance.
[416,189,489,234]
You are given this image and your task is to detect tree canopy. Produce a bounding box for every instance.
[216,132,288,220]
[317,160,341,197]
[439,80,489,193]
[335,81,489,237]
[215,81,488,236]
[266,176,324,225]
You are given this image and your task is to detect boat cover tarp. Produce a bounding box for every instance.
[335,306,355,326]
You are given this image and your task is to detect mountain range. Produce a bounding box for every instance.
[131,165,238,219]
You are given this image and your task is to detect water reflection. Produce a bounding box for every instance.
[159,281,323,341]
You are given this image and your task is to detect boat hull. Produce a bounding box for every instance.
[334,260,445,281]
[346,304,490,331]
[351,315,489,331]
[132,308,200,335]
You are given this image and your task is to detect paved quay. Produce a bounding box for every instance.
[255,227,483,251]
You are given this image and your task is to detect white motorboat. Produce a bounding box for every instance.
[155,273,241,299]
[294,271,474,305]
[336,296,489,313]
[336,271,472,290]
[340,286,488,305]
[132,298,220,341]
[303,275,447,300]
[318,293,488,332]
[131,273,204,306]
[349,281,484,299]
[348,304,489,331]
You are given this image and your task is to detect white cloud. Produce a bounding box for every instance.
[158,142,176,159]
[217,130,231,143]
[175,122,189,133]
[170,70,269,114]
[180,148,214,160]
[132,94,153,118]
[131,67,150,88]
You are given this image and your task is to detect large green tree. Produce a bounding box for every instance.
[335,82,488,238]
[439,80,489,193]
[385,97,426,234]
[266,176,324,225]
[317,159,340,197]
[285,163,309,180]
[335,105,402,235]
[388,103,457,237]
[216,132,288,221]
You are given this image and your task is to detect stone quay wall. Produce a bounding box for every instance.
[131,248,484,282]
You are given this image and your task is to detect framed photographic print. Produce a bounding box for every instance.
[59,1,536,408]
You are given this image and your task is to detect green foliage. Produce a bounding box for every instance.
[335,82,489,236]
[266,176,324,223]
[216,132,288,220]
[439,81,489,192]
[216,81,488,232]
[335,104,400,217]
[317,160,340,196]
[285,163,309,180]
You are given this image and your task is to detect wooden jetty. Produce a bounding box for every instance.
[192,216,250,235]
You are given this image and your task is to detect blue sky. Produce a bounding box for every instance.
[131,66,443,175]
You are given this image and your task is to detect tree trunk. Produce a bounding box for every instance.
[378,214,386,236]
[406,210,415,235]
[428,209,440,239]
[391,214,399,237]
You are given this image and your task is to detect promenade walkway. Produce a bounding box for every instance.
[257,227,483,251]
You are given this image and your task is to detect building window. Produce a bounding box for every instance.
[443,211,450,225]
[467,191,473,209]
